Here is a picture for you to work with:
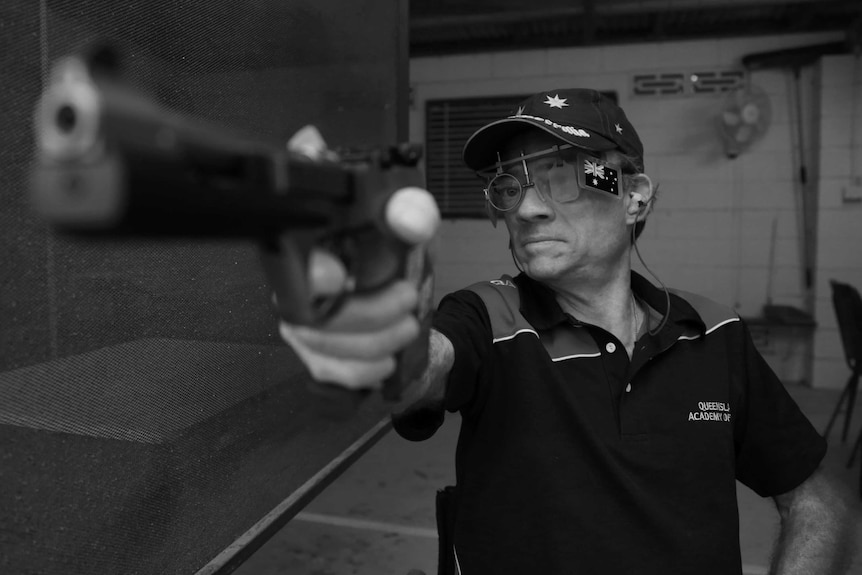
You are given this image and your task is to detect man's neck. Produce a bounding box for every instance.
[546,263,640,355]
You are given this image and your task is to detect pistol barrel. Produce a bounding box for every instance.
[31,56,353,237]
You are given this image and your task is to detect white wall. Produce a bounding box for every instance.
[812,54,862,389]
[410,32,860,389]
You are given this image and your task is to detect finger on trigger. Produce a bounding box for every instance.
[309,248,349,297]
[324,280,418,332]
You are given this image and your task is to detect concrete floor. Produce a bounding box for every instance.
[234,384,862,575]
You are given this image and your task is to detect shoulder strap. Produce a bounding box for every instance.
[466,275,534,342]
[668,288,741,335]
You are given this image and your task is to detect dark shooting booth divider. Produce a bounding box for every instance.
[0,2,410,573]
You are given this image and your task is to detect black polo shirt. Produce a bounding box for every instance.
[394,272,826,575]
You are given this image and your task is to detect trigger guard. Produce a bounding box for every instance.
[328,228,402,295]
[310,289,350,323]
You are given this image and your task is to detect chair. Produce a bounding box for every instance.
[823,280,862,496]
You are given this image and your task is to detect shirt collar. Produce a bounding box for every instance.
[513,271,706,339]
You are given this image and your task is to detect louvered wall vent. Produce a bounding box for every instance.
[632,70,745,97]
[425,95,526,218]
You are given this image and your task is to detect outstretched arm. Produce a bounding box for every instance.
[394,328,454,414]
[769,467,857,575]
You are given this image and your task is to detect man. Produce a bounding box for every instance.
[280,89,855,574]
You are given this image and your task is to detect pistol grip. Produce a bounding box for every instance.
[381,241,435,401]
[261,227,434,415]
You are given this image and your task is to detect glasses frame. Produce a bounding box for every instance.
[481,144,574,212]
[481,145,626,212]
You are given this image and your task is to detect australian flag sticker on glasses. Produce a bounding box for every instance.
[577,153,621,198]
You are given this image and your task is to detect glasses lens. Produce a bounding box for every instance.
[547,163,580,203]
[487,174,523,211]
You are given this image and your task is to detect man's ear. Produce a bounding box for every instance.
[626,174,654,223]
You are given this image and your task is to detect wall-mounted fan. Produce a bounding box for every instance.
[717,84,771,158]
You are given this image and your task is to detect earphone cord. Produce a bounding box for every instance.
[510,245,524,273]
[631,210,670,336]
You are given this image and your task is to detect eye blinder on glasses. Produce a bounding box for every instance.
[481,146,624,212]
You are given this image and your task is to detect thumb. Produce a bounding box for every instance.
[287,125,339,162]
[385,186,440,245]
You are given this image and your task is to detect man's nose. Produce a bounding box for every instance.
[515,184,554,220]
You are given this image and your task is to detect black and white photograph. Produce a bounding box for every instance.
[1,1,861,574]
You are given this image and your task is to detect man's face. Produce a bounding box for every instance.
[499,131,631,284]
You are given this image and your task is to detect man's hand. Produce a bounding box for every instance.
[279,262,425,390]
[278,126,440,392]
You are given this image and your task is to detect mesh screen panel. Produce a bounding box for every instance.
[0,1,406,573]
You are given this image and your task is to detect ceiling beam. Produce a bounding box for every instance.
[409,1,858,57]
[582,0,596,45]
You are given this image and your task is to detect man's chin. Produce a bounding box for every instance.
[521,258,567,282]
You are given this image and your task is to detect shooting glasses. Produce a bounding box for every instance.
[482,144,624,213]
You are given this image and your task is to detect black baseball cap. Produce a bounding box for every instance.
[462,88,644,173]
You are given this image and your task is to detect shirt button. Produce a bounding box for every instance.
[625,383,632,393]
[605,342,616,353]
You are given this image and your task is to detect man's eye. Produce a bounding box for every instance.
[503,187,519,197]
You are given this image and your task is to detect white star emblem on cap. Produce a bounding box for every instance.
[615,123,623,134]
[544,95,568,109]
[515,105,525,116]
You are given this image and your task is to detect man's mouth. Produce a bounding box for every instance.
[522,237,560,246]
